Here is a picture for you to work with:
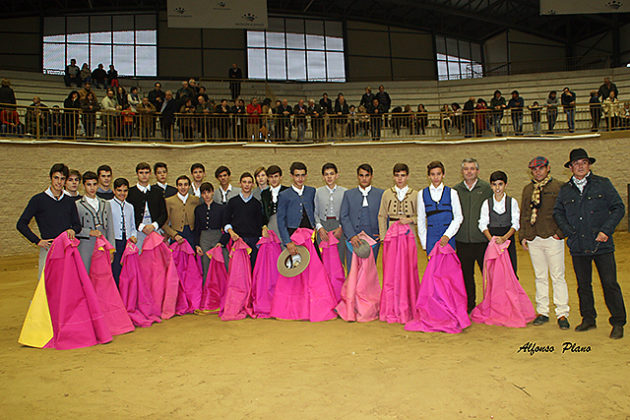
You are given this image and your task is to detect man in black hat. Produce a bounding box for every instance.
[553,148,626,339]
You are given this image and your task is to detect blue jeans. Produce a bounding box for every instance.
[511,113,523,133]
[565,108,575,131]
[493,114,503,134]
[547,108,557,132]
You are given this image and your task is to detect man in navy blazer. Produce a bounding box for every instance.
[277,162,316,255]
[340,163,384,265]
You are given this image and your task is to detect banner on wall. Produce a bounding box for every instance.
[167,0,268,29]
[540,0,629,14]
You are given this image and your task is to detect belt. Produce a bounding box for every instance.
[389,217,400,221]
[326,217,337,220]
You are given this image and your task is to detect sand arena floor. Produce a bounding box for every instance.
[1,235,629,419]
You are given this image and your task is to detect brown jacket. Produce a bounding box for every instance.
[162,194,197,238]
[378,187,418,239]
[519,177,564,241]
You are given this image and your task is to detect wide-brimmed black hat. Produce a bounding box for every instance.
[564,148,596,168]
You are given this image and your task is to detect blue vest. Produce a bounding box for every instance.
[423,186,456,254]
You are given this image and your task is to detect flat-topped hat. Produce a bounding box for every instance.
[564,148,596,168]
[277,245,310,277]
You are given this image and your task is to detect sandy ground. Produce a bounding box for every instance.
[1,235,630,420]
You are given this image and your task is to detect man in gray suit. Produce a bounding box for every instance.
[340,163,384,269]
[315,163,348,267]
[213,165,241,205]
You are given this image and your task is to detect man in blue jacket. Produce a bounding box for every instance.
[553,148,626,339]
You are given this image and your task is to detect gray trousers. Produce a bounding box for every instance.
[317,218,347,269]
[38,247,49,280]
[77,237,96,273]
[199,229,222,282]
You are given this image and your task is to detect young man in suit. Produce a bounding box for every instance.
[214,165,241,204]
[126,162,167,251]
[194,182,229,279]
[315,162,347,266]
[96,164,114,200]
[162,175,197,248]
[153,162,177,198]
[260,165,288,236]
[340,163,384,266]
[64,169,82,200]
[277,162,316,255]
[190,163,206,198]
[109,177,137,285]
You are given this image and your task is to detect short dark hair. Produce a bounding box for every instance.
[154,162,168,173]
[49,163,69,178]
[113,177,129,189]
[511,90,519,96]
[393,163,409,175]
[240,172,254,182]
[357,163,373,175]
[97,164,112,176]
[215,165,230,178]
[321,162,338,175]
[68,169,81,180]
[200,182,214,193]
[427,161,445,175]
[266,165,282,176]
[191,163,205,173]
[490,171,508,183]
[135,162,151,173]
[82,171,98,183]
[176,175,191,185]
[290,162,307,174]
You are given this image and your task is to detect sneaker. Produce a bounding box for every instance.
[610,325,624,339]
[533,314,549,326]
[557,316,570,330]
[575,320,597,332]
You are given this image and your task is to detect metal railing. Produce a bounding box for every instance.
[1,102,629,143]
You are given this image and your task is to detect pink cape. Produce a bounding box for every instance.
[20,234,113,349]
[380,222,420,324]
[471,239,536,328]
[335,232,381,322]
[199,246,228,311]
[139,232,179,320]
[89,237,135,335]
[319,231,346,303]
[270,228,337,322]
[118,240,162,327]
[251,230,282,318]
[170,240,203,315]
[220,238,254,320]
[405,244,471,333]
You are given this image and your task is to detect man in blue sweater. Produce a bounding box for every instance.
[17,163,81,278]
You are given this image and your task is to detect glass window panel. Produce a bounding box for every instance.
[113,15,134,31]
[287,50,306,81]
[247,48,267,79]
[67,32,89,43]
[43,42,65,72]
[67,43,89,66]
[325,35,343,51]
[44,34,65,43]
[472,63,483,78]
[448,60,461,80]
[113,30,134,45]
[285,19,304,34]
[267,49,287,80]
[305,20,324,35]
[286,32,305,49]
[325,21,342,37]
[135,46,157,76]
[326,52,345,81]
[90,15,111,32]
[306,34,325,50]
[436,53,446,61]
[266,31,285,48]
[437,60,448,80]
[307,51,326,81]
[136,30,156,45]
[90,44,111,70]
[113,45,135,76]
[247,31,265,47]
[44,16,65,36]
[135,14,156,30]
[90,31,111,44]
[446,37,458,56]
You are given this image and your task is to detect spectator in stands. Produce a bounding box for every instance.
[348,104,358,137]
[128,87,140,112]
[416,104,428,135]
[401,104,413,135]
[216,98,232,139]
[196,95,212,139]
[64,59,81,87]
[440,104,452,135]
[80,91,100,138]
[463,97,475,138]
[623,102,630,129]
[176,81,194,103]
[376,85,391,127]
[233,98,246,139]
[78,81,96,101]
[360,87,374,109]
[589,91,601,132]
[107,64,119,88]
[121,104,135,140]
[91,64,107,89]
[49,106,63,138]
[145,83,163,111]
[101,88,121,138]
[451,102,462,133]
[319,92,333,114]
[160,90,178,140]
[188,78,200,98]
[334,93,349,138]
[546,90,558,133]
[603,90,621,131]
[475,98,488,137]
[294,98,308,141]
[260,98,272,141]
[79,63,91,84]
[137,96,156,139]
[307,98,323,141]
[561,87,576,133]
[178,98,196,141]
[598,77,618,102]
[277,98,293,140]
[367,97,385,140]
[116,86,129,110]
[528,101,542,134]
[507,90,524,135]
[63,91,81,139]
[490,90,506,136]
[246,97,262,141]
[198,86,209,103]
[0,106,24,136]
[0,79,16,107]
[26,96,49,137]
[357,105,370,137]
[228,63,242,100]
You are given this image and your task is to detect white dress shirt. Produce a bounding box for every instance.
[136,183,159,232]
[44,187,64,201]
[292,185,304,196]
[417,183,463,250]
[463,179,478,192]
[219,185,233,203]
[359,185,372,207]
[109,197,138,240]
[270,185,282,203]
[85,196,100,212]
[395,185,409,202]
[478,194,520,233]
[191,183,201,197]
[177,192,188,204]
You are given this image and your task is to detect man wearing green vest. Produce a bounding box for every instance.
[453,158,493,313]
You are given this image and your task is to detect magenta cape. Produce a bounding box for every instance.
[139,232,179,320]
[405,244,471,333]
[220,238,254,320]
[335,232,380,322]
[471,239,536,328]
[251,230,282,318]
[170,240,203,315]
[89,237,135,335]
[19,234,113,349]
[319,231,346,303]
[379,222,420,324]
[199,246,227,311]
[270,228,337,322]
[118,240,161,327]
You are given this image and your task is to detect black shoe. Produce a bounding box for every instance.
[533,314,549,326]
[557,316,570,330]
[575,320,596,332]
[610,325,624,339]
